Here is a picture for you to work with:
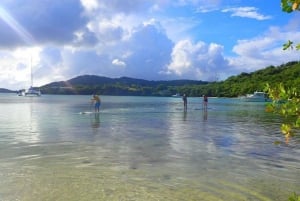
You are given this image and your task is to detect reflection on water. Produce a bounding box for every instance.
[10,108,40,144]
[0,94,299,200]
[91,113,100,129]
[183,110,187,121]
[203,109,208,121]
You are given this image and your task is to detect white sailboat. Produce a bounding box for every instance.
[18,59,41,97]
[22,86,41,97]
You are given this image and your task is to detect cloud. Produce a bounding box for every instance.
[117,20,174,80]
[35,20,173,82]
[81,0,154,17]
[80,0,99,11]
[160,17,201,42]
[194,0,222,13]
[87,17,125,45]
[0,0,300,91]
[0,6,35,47]
[0,47,42,89]
[165,39,230,81]
[0,0,87,48]
[112,59,126,67]
[222,7,272,20]
[229,26,300,72]
[35,47,65,82]
[73,28,98,47]
[174,0,221,7]
[196,6,219,13]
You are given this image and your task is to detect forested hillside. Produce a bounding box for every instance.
[0,88,15,93]
[40,61,300,97]
[40,75,208,96]
[212,61,300,97]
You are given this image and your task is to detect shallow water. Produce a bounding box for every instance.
[0,93,299,200]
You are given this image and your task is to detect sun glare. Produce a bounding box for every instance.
[0,5,35,45]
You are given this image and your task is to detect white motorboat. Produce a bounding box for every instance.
[172,93,181,98]
[241,91,271,102]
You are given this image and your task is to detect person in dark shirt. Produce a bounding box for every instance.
[182,94,187,111]
[203,95,208,110]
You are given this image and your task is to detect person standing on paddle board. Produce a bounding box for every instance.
[182,94,187,111]
[91,94,101,112]
[203,94,208,110]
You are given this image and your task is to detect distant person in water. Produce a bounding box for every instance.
[182,94,187,111]
[203,95,208,110]
[91,94,101,112]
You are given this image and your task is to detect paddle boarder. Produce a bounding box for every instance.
[203,94,208,110]
[183,94,187,111]
[91,94,101,112]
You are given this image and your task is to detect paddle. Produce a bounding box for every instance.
[90,96,94,112]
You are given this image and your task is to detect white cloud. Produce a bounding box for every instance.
[0,47,42,89]
[196,6,218,13]
[165,39,230,81]
[112,59,126,67]
[222,7,272,20]
[160,17,201,41]
[0,0,300,90]
[0,6,35,46]
[195,0,222,13]
[35,21,174,83]
[80,0,99,11]
[228,26,300,72]
[175,0,221,7]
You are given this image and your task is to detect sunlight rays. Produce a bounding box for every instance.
[0,5,35,45]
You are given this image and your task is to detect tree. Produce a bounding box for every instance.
[281,0,300,50]
[281,0,300,12]
[265,83,300,143]
[265,1,300,143]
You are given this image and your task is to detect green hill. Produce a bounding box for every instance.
[41,75,208,96]
[210,61,300,97]
[0,88,15,93]
[40,61,300,97]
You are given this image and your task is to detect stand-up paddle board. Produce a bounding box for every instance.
[79,111,100,114]
[194,107,212,110]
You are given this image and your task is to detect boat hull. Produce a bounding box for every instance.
[19,88,41,97]
[242,97,271,102]
[240,91,271,102]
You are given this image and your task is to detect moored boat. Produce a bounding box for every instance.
[240,91,271,102]
[18,58,41,97]
[19,87,42,96]
[172,93,181,98]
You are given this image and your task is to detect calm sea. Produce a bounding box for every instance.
[0,93,299,201]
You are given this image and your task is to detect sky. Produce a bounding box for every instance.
[0,0,300,90]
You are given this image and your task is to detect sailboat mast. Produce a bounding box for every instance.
[30,57,33,87]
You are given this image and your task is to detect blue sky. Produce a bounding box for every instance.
[0,0,299,90]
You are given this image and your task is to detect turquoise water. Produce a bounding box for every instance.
[0,93,299,200]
